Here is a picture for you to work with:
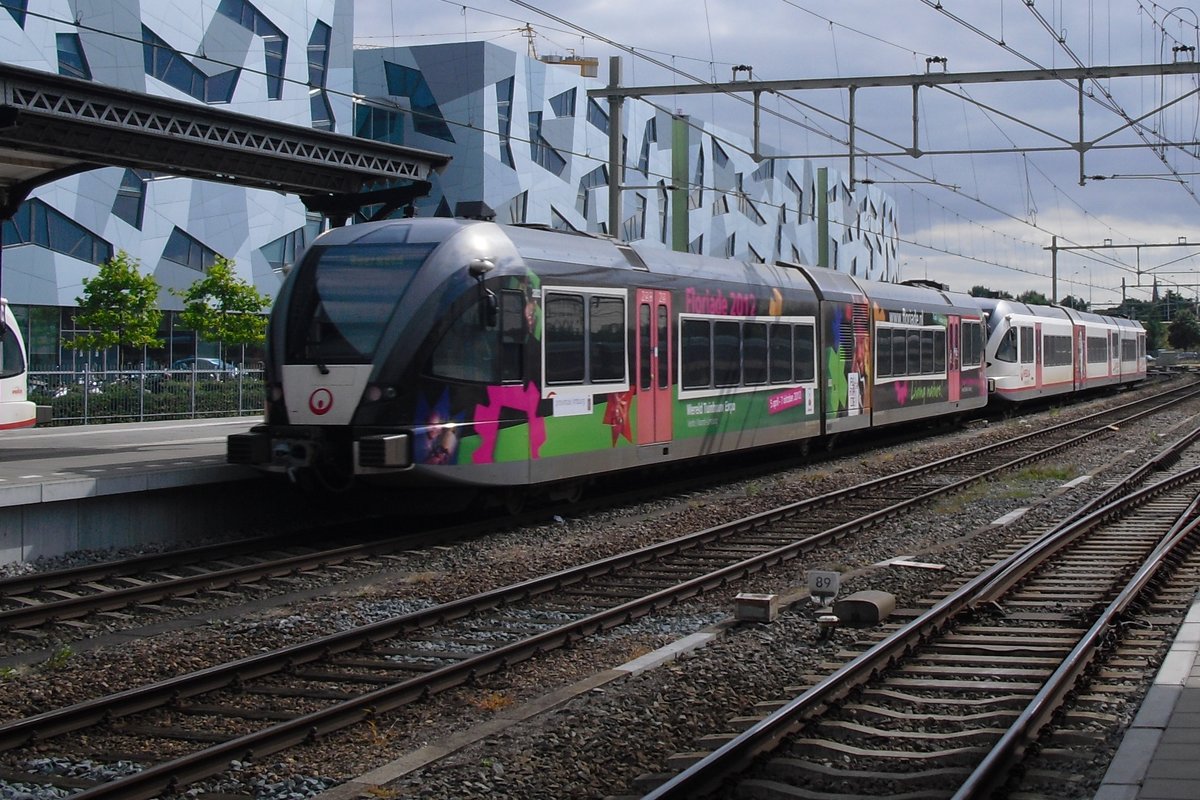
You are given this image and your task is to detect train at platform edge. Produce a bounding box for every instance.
[0,298,45,430]
[227,218,1147,503]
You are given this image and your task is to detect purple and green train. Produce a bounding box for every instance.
[228,218,1145,504]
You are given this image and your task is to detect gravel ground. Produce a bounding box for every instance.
[0,378,1196,800]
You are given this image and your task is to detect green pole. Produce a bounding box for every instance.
[817,167,829,268]
[671,115,689,252]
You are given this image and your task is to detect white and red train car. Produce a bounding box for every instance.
[978,298,1146,403]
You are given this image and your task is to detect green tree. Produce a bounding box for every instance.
[68,250,162,367]
[174,256,270,362]
[1168,308,1200,351]
[1016,290,1051,306]
[1145,316,1165,352]
[969,285,1013,299]
[1059,295,1088,311]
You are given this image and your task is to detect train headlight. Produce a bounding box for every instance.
[364,384,397,402]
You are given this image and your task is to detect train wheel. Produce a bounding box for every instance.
[555,480,585,504]
[502,487,527,516]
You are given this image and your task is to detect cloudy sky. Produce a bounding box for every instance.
[355,1,1200,309]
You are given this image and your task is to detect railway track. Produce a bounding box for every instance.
[0,385,1195,797]
[0,381,1194,644]
[637,423,1200,800]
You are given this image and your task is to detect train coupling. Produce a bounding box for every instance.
[227,427,317,470]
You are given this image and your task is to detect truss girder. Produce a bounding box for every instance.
[0,62,448,200]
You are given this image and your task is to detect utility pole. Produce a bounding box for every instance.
[1046,237,1197,311]
[606,56,623,240]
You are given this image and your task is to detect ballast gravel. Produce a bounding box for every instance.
[0,378,1196,800]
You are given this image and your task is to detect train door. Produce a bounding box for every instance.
[636,289,673,445]
[1034,322,1043,389]
[947,317,960,403]
[1017,323,1036,391]
[1073,324,1086,389]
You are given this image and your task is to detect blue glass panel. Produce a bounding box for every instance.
[112,169,147,229]
[205,69,239,103]
[164,227,218,271]
[383,61,454,142]
[264,37,285,99]
[549,88,576,117]
[3,199,111,265]
[308,21,331,86]
[0,0,26,27]
[311,92,334,130]
[56,33,91,80]
[587,98,609,134]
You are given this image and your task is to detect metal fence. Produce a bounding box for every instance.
[29,365,265,425]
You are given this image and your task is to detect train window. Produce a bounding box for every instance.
[657,305,670,389]
[795,324,816,382]
[995,328,1017,362]
[500,290,525,382]
[545,293,585,384]
[589,296,625,383]
[1122,338,1136,361]
[769,323,792,383]
[875,328,892,378]
[1044,335,1072,367]
[639,304,652,391]
[682,319,712,389]
[906,330,921,375]
[920,330,934,373]
[933,329,946,373]
[961,321,982,369]
[1087,335,1108,364]
[1019,327,1034,364]
[713,321,740,388]
[287,242,434,363]
[891,328,906,376]
[743,322,768,385]
[428,300,500,383]
[0,325,25,379]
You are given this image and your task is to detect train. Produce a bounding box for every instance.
[0,298,46,430]
[227,218,1146,504]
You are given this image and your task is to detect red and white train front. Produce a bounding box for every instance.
[980,299,1146,403]
[0,299,43,429]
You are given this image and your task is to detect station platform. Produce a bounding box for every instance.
[0,416,258,505]
[0,416,279,565]
[1095,592,1200,800]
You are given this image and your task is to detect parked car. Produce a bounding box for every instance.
[171,357,239,379]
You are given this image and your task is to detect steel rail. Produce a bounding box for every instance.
[1,383,1193,634]
[954,494,1200,798]
[642,435,1200,799]
[0,386,1193,797]
[1,384,1180,747]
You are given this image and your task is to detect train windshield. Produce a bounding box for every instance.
[285,242,436,363]
[0,323,25,378]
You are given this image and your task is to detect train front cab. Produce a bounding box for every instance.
[985,301,1077,403]
[0,299,47,429]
